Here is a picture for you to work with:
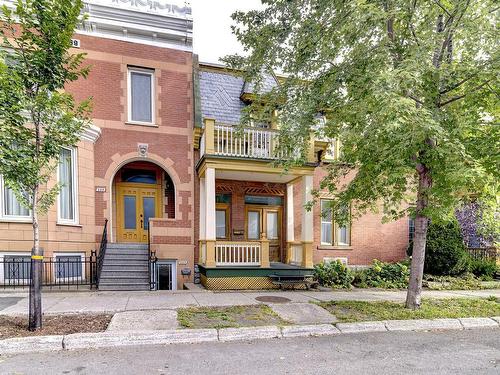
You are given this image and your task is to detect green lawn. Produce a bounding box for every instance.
[177,305,288,329]
[318,297,500,323]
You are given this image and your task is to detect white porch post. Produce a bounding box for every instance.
[301,175,314,268]
[287,183,295,242]
[199,177,206,265]
[286,182,295,264]
[204,167,216,266]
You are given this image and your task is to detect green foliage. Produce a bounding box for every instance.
[0,0,91,215]
[416,220,471,276]
[225,1,499,224]
[468,259,498,280]
[313,260,354,289]
[423,273,483,290]
[358,259,410,289]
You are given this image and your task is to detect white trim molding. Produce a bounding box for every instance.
[57,147,80,226]
[80,123,102,143]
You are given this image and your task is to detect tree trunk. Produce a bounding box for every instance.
[406,167,432,309]
[29,186,42,331]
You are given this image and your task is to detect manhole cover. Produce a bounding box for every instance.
[255,296,291,303]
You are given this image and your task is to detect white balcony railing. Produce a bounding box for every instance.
[215,241,261,266]
[214,124,286,160]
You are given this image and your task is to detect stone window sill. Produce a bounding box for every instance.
[317,245,353,251]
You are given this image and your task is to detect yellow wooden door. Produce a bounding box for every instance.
[116,183,161,243]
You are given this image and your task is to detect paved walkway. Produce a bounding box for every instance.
[1,288,498,316]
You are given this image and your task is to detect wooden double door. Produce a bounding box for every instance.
[245,206,282,262]
[116,183,162,243]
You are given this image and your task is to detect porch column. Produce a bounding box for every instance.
[204,167,216,267]
[286,182,295,263]
[199,176,206,264]
[301,175,314,268]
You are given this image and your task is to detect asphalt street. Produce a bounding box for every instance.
[0,329,499,374]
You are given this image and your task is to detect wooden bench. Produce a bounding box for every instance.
[268,274,318,290]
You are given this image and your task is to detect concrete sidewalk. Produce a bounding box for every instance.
[1,288,499,316]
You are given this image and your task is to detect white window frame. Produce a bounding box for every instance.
[320,199,351,247]
[57,147,79,225]
[0,176,31,222]
[53,252,85,282]
[127,67,155,125]
[0,252,32,285]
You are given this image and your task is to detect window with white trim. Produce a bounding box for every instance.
[320,199,351,246]
[58,147,78,224]
[128,67,155,124]
[0,176,31,221]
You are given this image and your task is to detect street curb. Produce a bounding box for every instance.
[1,318,499,355]
[0,335,64,355]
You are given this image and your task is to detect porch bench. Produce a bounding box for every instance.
[268,274,318,290]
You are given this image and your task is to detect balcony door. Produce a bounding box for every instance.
[116,183,161,243]
[245,206,282,262]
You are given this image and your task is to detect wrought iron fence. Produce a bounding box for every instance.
[1,252,97,290]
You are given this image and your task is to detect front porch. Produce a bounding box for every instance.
[197,143,317,289]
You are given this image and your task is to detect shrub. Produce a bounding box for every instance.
[468,258,498,280]
[423,273,483,290]
[352,269,369,288]
[313,260,354,289]
[409,220,470,276]
[362,259,410,289]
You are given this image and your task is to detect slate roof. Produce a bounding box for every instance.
[199,70,246,125]
[198,68,279,125]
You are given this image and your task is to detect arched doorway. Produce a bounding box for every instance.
[113,161,175,243]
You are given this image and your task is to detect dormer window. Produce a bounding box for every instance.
[128,67,155,125]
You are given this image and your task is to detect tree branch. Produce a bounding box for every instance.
[439,80,492,107]
[433,0,451,17]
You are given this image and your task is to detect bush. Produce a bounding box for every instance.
[423,273,483,290]
[313,260,354,289]
[468,258,498,280]
[409,220,470,276]
[359,259,410,289]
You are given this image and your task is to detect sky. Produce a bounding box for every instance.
[192,0,263,64]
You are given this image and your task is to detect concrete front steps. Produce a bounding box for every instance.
[98,243,151,291]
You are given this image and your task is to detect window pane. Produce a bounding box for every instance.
[4,256,31,280]
[124,196,136,229]
[338,226,350,245]
[143,197,155,230]
[59,149,74,221]
[247,211,260,240]
[321,222,332,244]
[56,256,82,278]
[321,200,332,222]
[4,187,29,217]
[266,211,278,239]
[131,71,152,123]
[216,210,226,238]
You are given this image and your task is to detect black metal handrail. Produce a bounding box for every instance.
[95,219,108,287]
[148,218,157,290]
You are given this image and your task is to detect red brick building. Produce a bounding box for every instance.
[0,0,408,291]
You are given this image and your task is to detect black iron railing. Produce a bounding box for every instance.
[1,255,97,290]
[148,218,157,290]
[95,219,108,287]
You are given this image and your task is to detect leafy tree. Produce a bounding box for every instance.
[225,1,499,308]
[0,0,91,330]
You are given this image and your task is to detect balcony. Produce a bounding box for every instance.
[198,119,320,162]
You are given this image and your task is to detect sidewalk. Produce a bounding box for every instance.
[1,288,499,316]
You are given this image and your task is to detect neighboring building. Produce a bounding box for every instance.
[1,0,195,290]
[193,63,409,289]
[0,0,408,291]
